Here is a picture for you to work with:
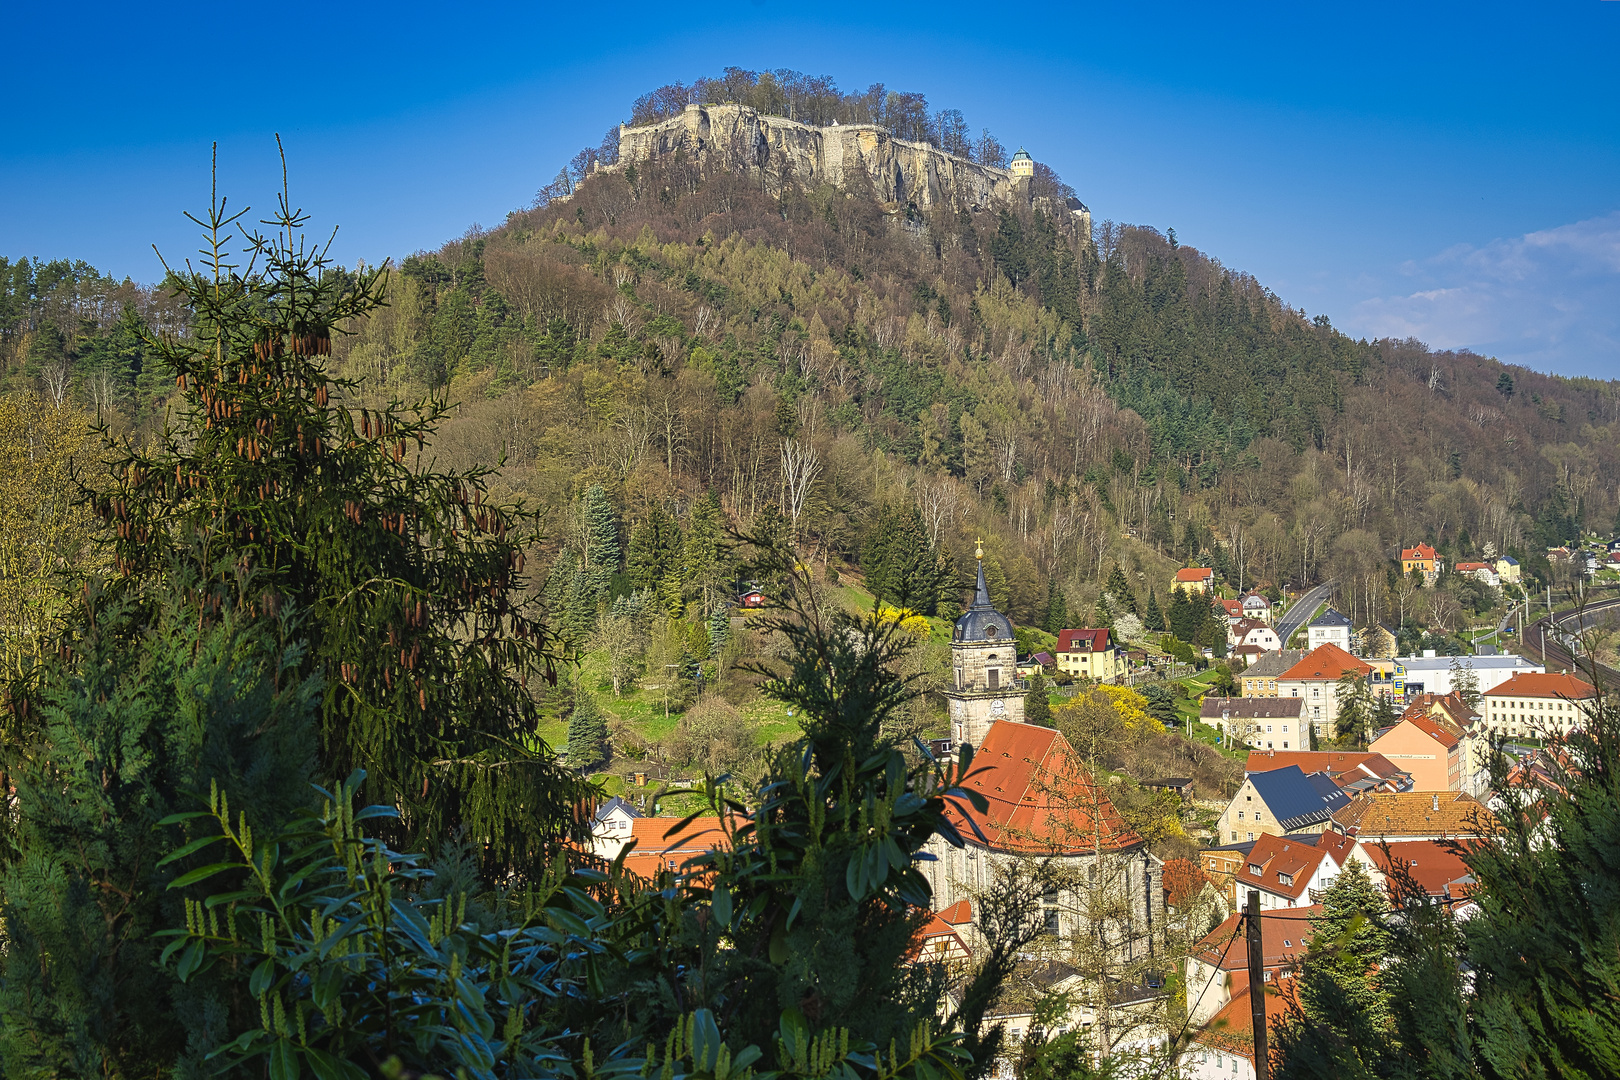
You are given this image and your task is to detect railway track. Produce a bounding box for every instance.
[1523,589,1620,688]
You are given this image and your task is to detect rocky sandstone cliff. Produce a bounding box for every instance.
[612,104,1089,234]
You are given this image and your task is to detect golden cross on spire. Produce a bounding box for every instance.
[975,537,984,560]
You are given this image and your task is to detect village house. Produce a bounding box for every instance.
[1454,561,1501,589]
[1331,790,1491,842]
[1401,543,1442,585]
[1174,567,1215,595]
[1163,858,1228,934]
[1054,627,1124,684]
[1218,597,1245,625]
[1245,750,1413,795]
[1306,608,1354,652]
[1481,671,1598,740]
[1369,693,1481,793]
[1276,643,1374,743]
[1239,649,1304,697]
[1217,765,1349,844]
[1357,622,1399,659]
[1356,839,1478,913]
[590,811,735,881]
[1200,697,1305,751]
[1183,981,1297,1080]
[909,911,973,965]
[1227,831,1350,912]
[1229,618,1282,652]
[1495,555,1522,585]
[1184,904,1318,1026]
[1241,592,1273,624]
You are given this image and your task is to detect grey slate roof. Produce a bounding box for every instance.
[1251,766,1350,831]
[1309,608,1353,628]
[1200,697,1304,721]
[1243,650,1305,679]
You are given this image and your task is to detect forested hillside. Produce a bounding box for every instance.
[5,69,1618,645]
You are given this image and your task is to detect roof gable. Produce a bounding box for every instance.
[1280,642,1373,682]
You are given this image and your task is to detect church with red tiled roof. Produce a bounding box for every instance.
[919,719,1163,969]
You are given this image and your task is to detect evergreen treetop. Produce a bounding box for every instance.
[75,159,586,870]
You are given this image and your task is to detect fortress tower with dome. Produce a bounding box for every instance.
[947,541,1028,748]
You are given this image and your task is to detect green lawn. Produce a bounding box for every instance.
[1172,669,1246,758]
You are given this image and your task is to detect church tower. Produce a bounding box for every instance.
[947,541,1026,748]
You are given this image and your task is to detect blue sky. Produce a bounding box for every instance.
[4,1,1617,378]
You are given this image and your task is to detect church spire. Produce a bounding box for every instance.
[974,544,992,609]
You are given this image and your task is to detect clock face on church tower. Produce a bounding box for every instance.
[992,699,1005,713]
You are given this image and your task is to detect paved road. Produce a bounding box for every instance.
[1275,581,1336,647]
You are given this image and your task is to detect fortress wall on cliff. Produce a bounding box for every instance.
[612,103,1089,235]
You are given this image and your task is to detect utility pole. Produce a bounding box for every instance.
[1246,890,1269,1080]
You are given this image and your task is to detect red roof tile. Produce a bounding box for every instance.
[1245,750,1405,788]
[1365,840,1476,901]
[1402,544,1438,562]
[617,816,734,879]
[1391,712,1461,750]
[936,899,973,925]
[1177,567,1215,582]
[949,721,1142,855]
[1235,833,1332,902]
[1056,628,1110,653]
[1196,981,1300,1063]
[1483,671,1597,700]
[1278,642,1372,682]
[1193,905,1323,971]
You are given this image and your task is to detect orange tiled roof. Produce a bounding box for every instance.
[1176,567,1215,582]
[949,720,1142,855]
[1365,839,1476,902]
[1483,671,1597,700]
[1195,981,1300,1063]
[1245,750,1405,789]
[1278,642,1372,682]
[1454,562,1492,572]
[617,815,734,879]
[1192,905,1322,971]
[1332,791,1492,839]
[1401,544,1438,562]
[1387,711,1462,750]
[1236,833,1332,902]
[909,911,971,961]
[936,899,973,925]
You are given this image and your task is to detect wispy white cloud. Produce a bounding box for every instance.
[1347,211,1620,378]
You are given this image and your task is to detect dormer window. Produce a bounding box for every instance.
[1248,864,1262,876]
[1278,872,1293,886]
